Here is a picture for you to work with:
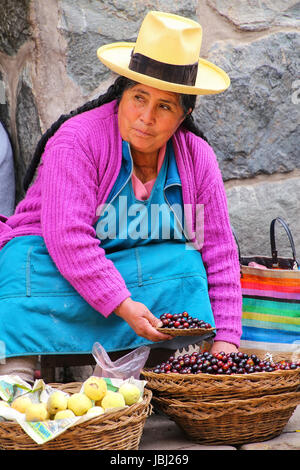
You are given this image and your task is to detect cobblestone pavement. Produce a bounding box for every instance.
[139,405,300,450]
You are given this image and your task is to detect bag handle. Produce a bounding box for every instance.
[270,217,299,268]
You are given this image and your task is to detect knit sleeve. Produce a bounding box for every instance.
[196,145,242,347]
[40,125,131,317]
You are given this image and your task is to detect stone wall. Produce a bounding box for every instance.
[0,0,299,257]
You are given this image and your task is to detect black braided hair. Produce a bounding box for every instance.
[23,76,207,192]
[179,94,208,141]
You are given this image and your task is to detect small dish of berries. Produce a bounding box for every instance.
[156,312,216,336]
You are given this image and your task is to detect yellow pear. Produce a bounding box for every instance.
[67,393,93,416]
[83,376,107,401]
[25,403,49,422]
[54,409,76,420]
[47,391,68,415]
[101,391,126,411]
[11,395,33,414]
[86,406,105,418]
[118,383,141,405]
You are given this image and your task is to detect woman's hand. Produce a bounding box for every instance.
[114,298,173,342]
[210,340,238,356]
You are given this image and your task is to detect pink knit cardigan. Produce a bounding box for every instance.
[0,100,242,346]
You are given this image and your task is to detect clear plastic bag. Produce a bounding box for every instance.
[92,342,150,379]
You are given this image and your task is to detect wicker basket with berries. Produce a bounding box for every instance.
[142,350,300,401]
[141,347,300,445]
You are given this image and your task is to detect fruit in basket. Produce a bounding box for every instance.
[118,383,141,405]
[67,393,93,416]
[54,409,76,420]
[86,406,105,417]
[25,403,49,422]
[100,391,126,411]
[47,391,68,415]
[11,395,33,414]
[159,312,213,330]
[152,351,300,375]
[83,376,107,401]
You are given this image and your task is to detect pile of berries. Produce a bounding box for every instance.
[159,312,213,330]
[152,351,300,375]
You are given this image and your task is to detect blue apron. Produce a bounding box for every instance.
[0,141,214,358]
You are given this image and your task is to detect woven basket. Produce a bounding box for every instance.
[156,327,215,337]
[0,383,152,450]
[141,367,300,401]
[152,391,300,446]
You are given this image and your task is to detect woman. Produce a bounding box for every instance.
[0,11,242,382]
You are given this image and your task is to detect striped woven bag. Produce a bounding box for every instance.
[233,217,300,362]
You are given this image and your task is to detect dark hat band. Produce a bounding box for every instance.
[129,51,198,86]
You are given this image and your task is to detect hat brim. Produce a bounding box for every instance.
[97,42,230,95]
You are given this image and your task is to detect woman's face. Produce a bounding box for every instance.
[118,83,186,160]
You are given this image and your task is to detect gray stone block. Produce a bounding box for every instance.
[58,0,198,94]
[226,176,300,257]
[194,32,300,180]
[0,0,31,55]
[208,0,300,31]
[16,66,42,202]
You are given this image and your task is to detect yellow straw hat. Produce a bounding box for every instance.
[97,11,230,95]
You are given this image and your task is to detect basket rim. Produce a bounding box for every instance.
[141,366,300,381]
[156,326,215,336]
[152,391,300,422]
[153,390,300,409]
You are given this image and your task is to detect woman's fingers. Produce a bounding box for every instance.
[144,309,162,328]
[139,308,172,341]
[115,298,172,342]
[133,311,168,341]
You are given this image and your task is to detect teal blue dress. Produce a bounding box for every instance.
[0,141,214,359]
